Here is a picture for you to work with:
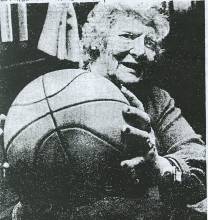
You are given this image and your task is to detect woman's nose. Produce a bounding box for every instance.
[129,35,145,58]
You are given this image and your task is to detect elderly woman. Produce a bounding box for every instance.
[2,1,206,220]
[80,1,206,218]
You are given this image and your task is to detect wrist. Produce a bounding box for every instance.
[157,156,173,177]
[158,156,182,185]
[158,157,184,208]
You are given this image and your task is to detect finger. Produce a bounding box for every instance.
[122,125,149,142]
[122,125,150,156]
[121,156,145,169]
[121,157,145,185]
[146,146,157,161]
[121,86,144,111]
[122,106,151,132]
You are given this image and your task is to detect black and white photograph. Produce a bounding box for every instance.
[0,0,206,219]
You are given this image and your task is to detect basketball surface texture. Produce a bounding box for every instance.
[4,69,131,206]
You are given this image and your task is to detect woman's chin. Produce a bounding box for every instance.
[116,71,142,85]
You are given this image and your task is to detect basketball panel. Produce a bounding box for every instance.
[7,114,55,167]
[58,127,124,206]
[48,72,129,112]
[12,75,45,105]
[35,131,67,168]
[53,101,128,151]
[43,69,87,98]
[4,99,50,148]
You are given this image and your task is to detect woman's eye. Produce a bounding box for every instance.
[145,37,157,49]
[118,33,138,40]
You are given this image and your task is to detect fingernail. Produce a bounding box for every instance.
[120,161,127,168]
[146,137,151,145]
[121,85,127,92]
[122,125,130,133]
[135,178,140,184]
[123,106,130,113]
[126,107,131,113]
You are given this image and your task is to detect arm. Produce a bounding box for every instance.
[120,86,206,207]
[148,87,206,206]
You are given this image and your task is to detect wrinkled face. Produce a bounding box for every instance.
[100,15,158,85]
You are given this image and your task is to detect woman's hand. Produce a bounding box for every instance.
[120,86,173,185]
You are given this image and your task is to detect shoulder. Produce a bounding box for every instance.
[134,82,174,111]
[150,86,174,106]
[147,86,175,122]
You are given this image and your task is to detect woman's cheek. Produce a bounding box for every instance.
[107,36,131,55]
[145,47,156,61]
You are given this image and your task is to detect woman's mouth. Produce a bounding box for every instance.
[121,62,138,70]
[120,62,143,76]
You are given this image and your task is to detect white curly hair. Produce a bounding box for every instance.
[81,1,170,66]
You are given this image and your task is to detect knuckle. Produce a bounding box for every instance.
[143,112,151,124]
[136,110,149,121]
[122,125,131,134]
[142,131,149,139]
[129,106,138,115]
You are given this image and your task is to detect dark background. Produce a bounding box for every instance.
[0,2,205,140]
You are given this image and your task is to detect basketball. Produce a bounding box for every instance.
[4,69,130,206]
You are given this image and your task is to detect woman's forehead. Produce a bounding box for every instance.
[109,15,155,35]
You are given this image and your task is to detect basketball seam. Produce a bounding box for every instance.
[12,71,88,106]
[33,126,122,167]
[5,111,51,152]
[6,100,128,152]
[50,99,129,112]
[60,126,123,153]
[41,75,71,164]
